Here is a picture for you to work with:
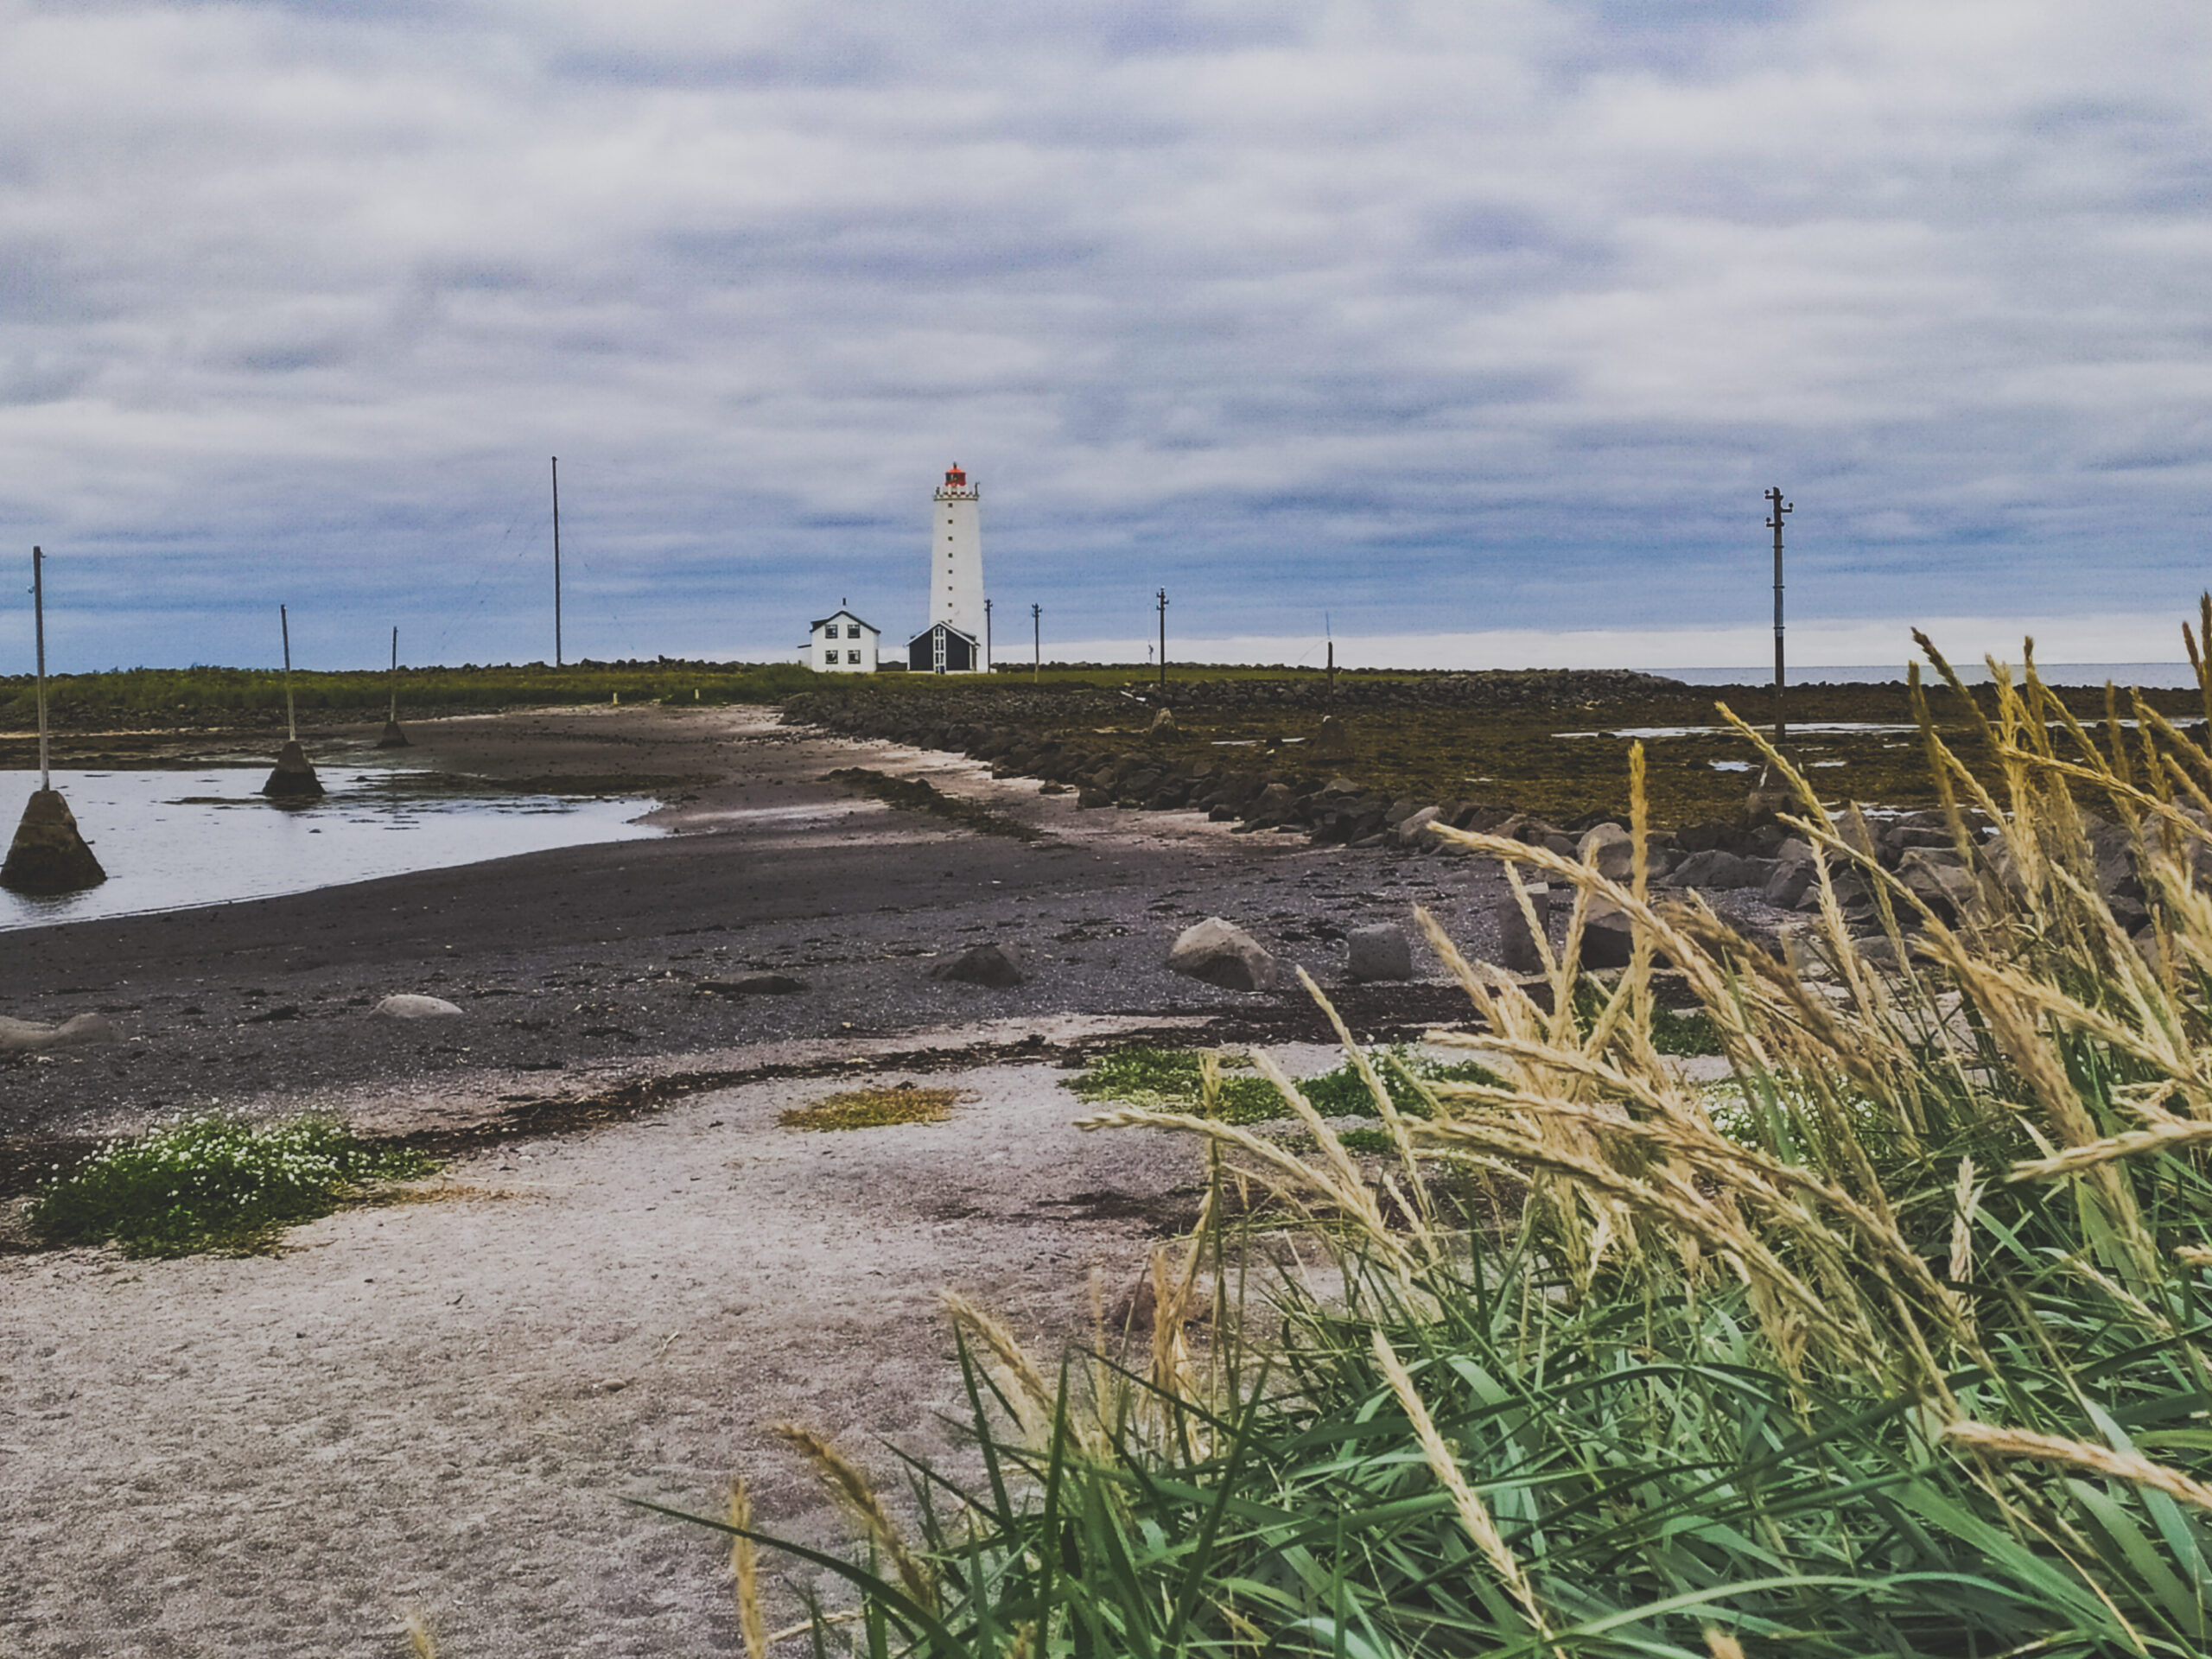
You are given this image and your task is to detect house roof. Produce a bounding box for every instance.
[906,623,980,647]
[809,609,879,632]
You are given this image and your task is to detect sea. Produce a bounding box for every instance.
[1663,664,2198,690]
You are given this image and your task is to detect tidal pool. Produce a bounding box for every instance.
[0,766,662,931]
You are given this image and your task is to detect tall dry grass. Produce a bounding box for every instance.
[653,609,2212,1657]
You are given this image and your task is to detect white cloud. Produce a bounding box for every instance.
[0,0,2204,670]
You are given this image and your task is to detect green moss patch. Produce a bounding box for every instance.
[27,1115,440,1258]
[1068,1044,1498,1127]
[779,1085,960,1131]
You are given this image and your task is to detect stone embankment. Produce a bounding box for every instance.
[785,671,1722,859]
[785,679,2170,976]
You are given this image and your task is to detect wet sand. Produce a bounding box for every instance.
[0,704,1510,1157]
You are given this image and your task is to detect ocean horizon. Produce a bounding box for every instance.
[1662,662,2199,689]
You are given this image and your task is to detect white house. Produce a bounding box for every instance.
[906,463,988,673]
[809,607,880,673]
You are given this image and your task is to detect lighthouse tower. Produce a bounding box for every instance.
[907,463,988,673]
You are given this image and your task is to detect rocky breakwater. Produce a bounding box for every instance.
[783,669,1681,836]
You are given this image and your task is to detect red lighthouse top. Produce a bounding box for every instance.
[944,464,966,486]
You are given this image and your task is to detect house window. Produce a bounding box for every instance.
[847,650,861,664]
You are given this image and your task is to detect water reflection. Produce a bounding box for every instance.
[1,766,661,931]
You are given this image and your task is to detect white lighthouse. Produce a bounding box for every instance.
[906,463,988,673]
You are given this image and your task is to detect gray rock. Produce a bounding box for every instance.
[376,994,464,1020]
[0,1011,117,1053]
[1345,924,1414,982]
[1898,849,1978,919]
[1852,934,1903,969]
[1580,898,1637,969]
[1661,849,1761,890]
[1167,917,1278,992]
[1391,806,1442,849]
[1764,858,1816,909]
[931,944,1025,988]
[1496,884,1552,974]
[1577,823,1634,883]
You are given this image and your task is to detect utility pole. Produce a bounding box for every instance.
[1031,602,1040,682]
[551,456,563,668]
[31,545,48,791]
[1156,588,1167,689]
[1766,486,1792,746]
[984,597,992,671]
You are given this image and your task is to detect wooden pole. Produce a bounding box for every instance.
[1156,588,1167,689]
[551,456,563,668]
[388,626,398,723]
[1032,602,1040,682]
[32,546,48,791]
[1766,486,1792,747]
[281,604,296,742]
[984,597,992,671]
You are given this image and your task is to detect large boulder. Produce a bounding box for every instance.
[1764,845,1818,909]
[0,1011,117,1053]
[1577,823,1634,883]
[1167,918,1278,992]
[931,943,1026,988]
[1345,924,1414,982]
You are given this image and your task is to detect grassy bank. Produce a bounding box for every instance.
[669,621,2212,1657]
[0,659,823,732]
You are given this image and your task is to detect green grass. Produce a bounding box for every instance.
[0,658,823,731]
[27,1115,439,1256]
[1068,1043,1499,1127]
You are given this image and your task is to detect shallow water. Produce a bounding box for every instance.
[0,765,661,931]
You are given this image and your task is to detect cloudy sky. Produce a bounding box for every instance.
[0,0,2207,673]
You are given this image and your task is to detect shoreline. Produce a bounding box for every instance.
[0,703,1535,1161]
